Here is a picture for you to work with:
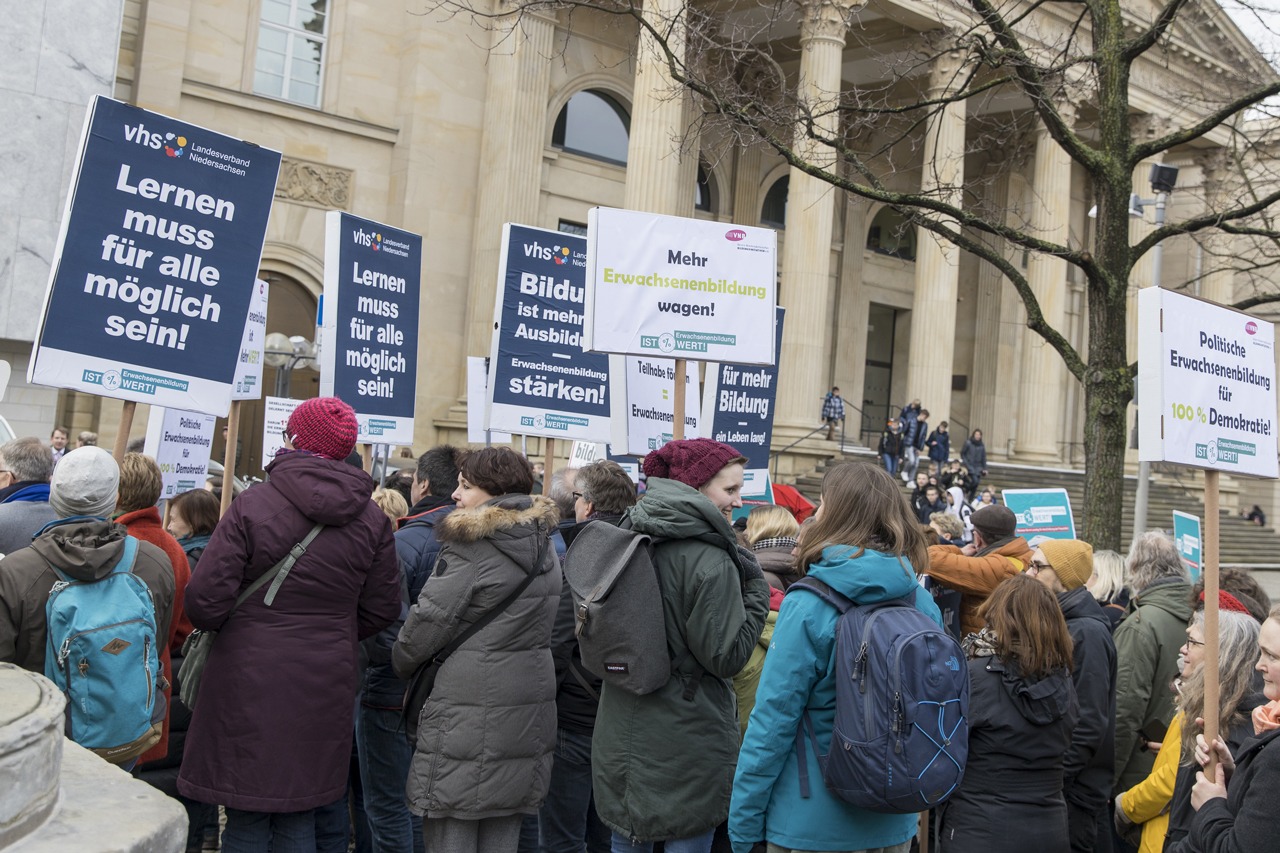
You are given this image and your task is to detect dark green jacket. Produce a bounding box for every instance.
[1112,578,1192,793]
[591,478,771,842]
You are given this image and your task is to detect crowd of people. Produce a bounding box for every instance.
[1,399,1278,853]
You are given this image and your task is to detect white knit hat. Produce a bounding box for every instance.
[49,447,119,518]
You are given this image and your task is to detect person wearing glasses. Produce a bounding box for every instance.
[1115,593,1261,853]
[1027,540,1119,853]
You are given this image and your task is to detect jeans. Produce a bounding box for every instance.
[881,453,897,475]
[903,447,920,480]
[357,703,424,853]
[540,728,611,853]
[222,807,316,853]
[611,827,715,853]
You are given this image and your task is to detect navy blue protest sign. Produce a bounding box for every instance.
[701,307,784,498]
[488,224,611,442]
[319,212,421,445]
[28,97,281,415]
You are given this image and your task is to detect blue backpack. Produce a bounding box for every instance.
[791,575,969,814]
[44,536,165,764]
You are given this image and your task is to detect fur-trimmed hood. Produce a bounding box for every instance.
[437,494,561,543]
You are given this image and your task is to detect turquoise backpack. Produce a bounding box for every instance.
[44,535,165,764]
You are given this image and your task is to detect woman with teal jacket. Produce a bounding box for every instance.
[729,462,942,853]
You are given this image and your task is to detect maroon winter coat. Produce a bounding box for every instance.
[177,452,401,812]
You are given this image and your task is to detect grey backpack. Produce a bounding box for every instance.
[563,520,671,694]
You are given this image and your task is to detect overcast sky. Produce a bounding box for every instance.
[1224,0,1280,61]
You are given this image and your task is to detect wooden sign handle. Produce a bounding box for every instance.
[112,401,137,463]
[219,401,241,518]
[673,358,687,441]
[1202,468,1221,777]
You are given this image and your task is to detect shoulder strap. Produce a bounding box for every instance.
[431,527,550,666]
[235,522,325,611]
[787,575,853,613]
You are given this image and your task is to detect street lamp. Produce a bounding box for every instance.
[264,332,317,398]
[1132,163,1180,541]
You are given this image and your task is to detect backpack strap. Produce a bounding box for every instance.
[786,576,853,613]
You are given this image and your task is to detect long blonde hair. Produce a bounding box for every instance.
[795,462,928,574]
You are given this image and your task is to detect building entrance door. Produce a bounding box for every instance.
[862,303,897,440]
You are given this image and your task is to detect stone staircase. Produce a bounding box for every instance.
[793,452,1280,566]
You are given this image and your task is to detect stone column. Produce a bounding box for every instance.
[905,43,968,422]
[623,0,690,215]
[459,10,555,367]
[1013,107,1076,462]
[773,0,860,441]
[968,162,1012,441]
[1198,149,1238,305]
[132,0,193,113]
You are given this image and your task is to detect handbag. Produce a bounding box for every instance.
[401,533,548,744]
[178,522,325,708]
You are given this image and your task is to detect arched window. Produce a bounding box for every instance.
[695,162,717,213]
[761,176,788,228]
[552,90,630,165]
[866,207,916,260]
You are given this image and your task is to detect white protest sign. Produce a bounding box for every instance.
[1138,288,1278,477]
[143,407,216,499]
[467,356,512,444]
[608,354,702,455]
[231,278,269,400]
[568,441,607,468]
[584,207,777,364]
[262,396,305,464]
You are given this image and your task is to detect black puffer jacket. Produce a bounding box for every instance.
[1185,727,1280,853]
[1059,587,1118,813]
[939,656,1079,853]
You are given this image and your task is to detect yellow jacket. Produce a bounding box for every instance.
[1119,713,1183,853]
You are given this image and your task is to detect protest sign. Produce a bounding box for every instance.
[1172,510,1203,581]
[568,441,607,468]
[609,355,701,455]
[28,97,281,415]
[488,224,611,441]
[262,396,305,464]
[1001,488,1076,546]
[232,278,269,401]
[466,357,512,444]
[702,308,784,499]
[584,207,777,364]
[320,212,421,445]
[1138,288,1278,477]
[143,406,215,499]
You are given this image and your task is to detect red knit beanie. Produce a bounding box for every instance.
[287,397,359,461]
[642,438,746,490]
[1199,589,1251,615]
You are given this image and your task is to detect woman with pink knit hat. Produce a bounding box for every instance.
[589,438,770,852]
[179,396,402,853]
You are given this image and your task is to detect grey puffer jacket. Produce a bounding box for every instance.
[393,494,562,820]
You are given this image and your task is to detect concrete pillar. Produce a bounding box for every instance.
[773,0,859,441]
[968,164,1012,441]
[905,45,968,422]
[1197,149,1237,305]
[460,10,555,365]
[1013,107,1076,462]
[623,0,690,216]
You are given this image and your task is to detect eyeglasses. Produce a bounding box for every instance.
[572,491,585,500]
[1028,560,1053,574]
[1184,637,1206,648]
[280,428,291,444]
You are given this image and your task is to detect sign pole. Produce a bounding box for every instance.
[1202,468,1221,775]
[220,401,241,518]
[112,400,137,462]
[673,359,687,441]
[543,438,555,485]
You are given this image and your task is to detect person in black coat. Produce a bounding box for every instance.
[941,575,1079,853]
[540,460,636,853]
[1182,606,1280,853]
[1029,540,1118,853]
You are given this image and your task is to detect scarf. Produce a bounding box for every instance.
[1253,699,1280,735]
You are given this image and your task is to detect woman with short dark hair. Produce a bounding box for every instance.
[393,445,561,853]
